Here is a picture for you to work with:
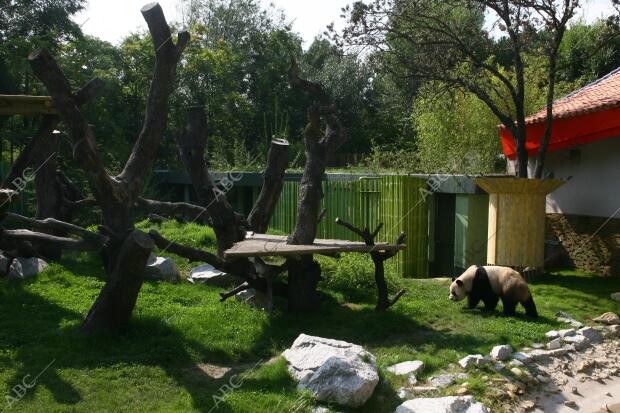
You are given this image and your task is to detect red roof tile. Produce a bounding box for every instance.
[525,67,620,125]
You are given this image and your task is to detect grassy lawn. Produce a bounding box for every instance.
[1,221,619,413]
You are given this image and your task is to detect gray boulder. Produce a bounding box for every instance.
[188,263,242,286]
[144,255,180,281]
[235,288,268,309]
[577,327,603,343]
[593,312,620,326]
[394,396,490,413]
[458,355,485,369]
[429,373,468,388]
[387,361,424,376]
[283,334,379,407]
[7,257,48,280]
[611,292,620,302]
[490,345,513,361]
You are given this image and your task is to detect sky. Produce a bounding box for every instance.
[73,0,617,48]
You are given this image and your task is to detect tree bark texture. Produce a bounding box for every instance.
[29,2,188,333]
[247,139,289,233]
[285,60,345,312]
[175,107,246,255]
[335,218,406,311]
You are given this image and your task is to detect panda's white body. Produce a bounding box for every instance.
[449,265,537,317]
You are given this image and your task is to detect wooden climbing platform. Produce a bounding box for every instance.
[223,232,406,258]
[0,95,57,116]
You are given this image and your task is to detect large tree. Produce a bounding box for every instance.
[28,3,189,333]
[339,0,583,178]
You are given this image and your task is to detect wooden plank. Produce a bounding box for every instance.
[0,95,57,115]
[223,232,406,258]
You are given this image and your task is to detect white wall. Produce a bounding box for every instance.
[507,137,620,218]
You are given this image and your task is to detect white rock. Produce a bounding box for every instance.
[7,257,48,280]
[387,361,424,376]
[578,327,603,343]
[188,263,242,286]
[558,329,576,338]
[490,345,513,361]
[611,293,620,302]
[510,359,524,367]
[394,396,491,413]
[459,355,485,369]
[547,338,562,350]
[492,362,505,371]
[144,255,180,281]
[558,317,583,328]
[607,325,620,337]
[430,373,468,388]
[235,288,268,309]
[512,352,531,363]
[562,335,589,350]
[593,312,620,326]
[408,375,418,385]
[283,334,378,407]
[545,330,559,339]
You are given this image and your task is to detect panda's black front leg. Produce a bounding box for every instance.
[468,295,481,309]
[502,297,517,316]
[483,296,499,311]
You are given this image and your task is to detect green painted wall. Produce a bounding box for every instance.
[454,194,489,273]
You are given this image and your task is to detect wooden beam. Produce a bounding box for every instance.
[0,95,57,115]
[223,233,406,258]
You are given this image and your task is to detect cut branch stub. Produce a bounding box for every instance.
[248,138,290,233]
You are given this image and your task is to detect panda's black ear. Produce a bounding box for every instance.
[451,277,455,281]
[456,279,463,287]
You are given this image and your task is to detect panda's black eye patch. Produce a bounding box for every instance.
[456,279,463,287]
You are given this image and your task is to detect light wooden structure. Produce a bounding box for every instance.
[223,232,406,258]
[475,177,564,268]
[0,95,57,116]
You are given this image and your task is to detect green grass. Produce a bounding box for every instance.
[0,221,618,412]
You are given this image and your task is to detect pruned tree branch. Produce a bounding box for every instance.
[335,217,407,311]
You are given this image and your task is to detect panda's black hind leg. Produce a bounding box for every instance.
[502,298,517,316]
[483,296,499,311]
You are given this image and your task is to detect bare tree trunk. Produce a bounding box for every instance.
[82,230,154,333]
[29,2,189,333]
[247,138,289,233]
[175,107,245,254]
[286,60,345,312]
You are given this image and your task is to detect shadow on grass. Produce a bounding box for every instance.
[530,272,620,301]
[0,275,492,413]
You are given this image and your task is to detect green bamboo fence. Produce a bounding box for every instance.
[270,175,429,278]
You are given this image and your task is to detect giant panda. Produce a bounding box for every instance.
[448,265,538,317]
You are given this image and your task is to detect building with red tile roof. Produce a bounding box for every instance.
[499,68,620,275]
[500,67,620,160]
